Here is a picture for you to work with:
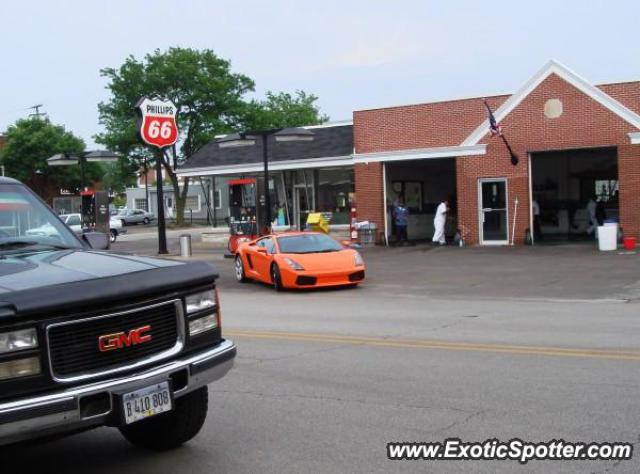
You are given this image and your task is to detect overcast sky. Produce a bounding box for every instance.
[2,0,639,148]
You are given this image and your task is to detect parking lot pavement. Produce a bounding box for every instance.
[113,237,640,302]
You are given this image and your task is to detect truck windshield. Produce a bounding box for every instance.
[277,234,343,254]
[0,184,82,251]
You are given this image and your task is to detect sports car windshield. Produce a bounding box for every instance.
[0,184,82,251]
[277,234,343,254]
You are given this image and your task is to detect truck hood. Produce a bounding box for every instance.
[0,249,217,318]
[0,249,181,292]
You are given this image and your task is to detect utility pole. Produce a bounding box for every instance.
[27,104,47,120]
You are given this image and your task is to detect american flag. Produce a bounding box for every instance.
[484,100,502,136]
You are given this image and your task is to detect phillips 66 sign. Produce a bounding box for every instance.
[136,97,178,149]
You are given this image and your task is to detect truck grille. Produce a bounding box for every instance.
[47,300,183,381]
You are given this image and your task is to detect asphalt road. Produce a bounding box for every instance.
[5,238,640,473]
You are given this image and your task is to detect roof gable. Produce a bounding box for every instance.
[461,60,640,146]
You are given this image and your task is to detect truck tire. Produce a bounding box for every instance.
[119,386,209,451]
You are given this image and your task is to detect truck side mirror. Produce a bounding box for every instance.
[83,232,110,250]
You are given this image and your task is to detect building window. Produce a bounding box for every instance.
[185,195,200,211]
[134,198,148,211]
[316,168,354,225]
[214,189,222,209]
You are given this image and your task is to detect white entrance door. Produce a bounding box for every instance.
[478,178,509,245]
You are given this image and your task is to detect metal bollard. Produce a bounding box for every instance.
[179,234,192,257]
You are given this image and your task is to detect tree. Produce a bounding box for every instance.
[97,47,255,225]
[0,118,97,200]
[97,47,329,226]
[243,91,329,131]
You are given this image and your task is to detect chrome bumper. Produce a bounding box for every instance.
[0,339,236,446]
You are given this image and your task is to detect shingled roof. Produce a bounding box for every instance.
[178,123,353,175]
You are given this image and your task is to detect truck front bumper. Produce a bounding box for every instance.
[0,339,236,446]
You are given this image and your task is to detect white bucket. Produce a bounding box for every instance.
[597,224,617,251]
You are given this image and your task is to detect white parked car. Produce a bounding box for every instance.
[115,208,155,226]
[58,214,127,242]
[31,213,127,243]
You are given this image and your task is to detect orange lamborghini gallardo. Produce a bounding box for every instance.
[234,232,365,290]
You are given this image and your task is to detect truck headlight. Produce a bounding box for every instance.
[0,357,41,380]
[189,314,219,336]
[185,290,216,314]
[0,328,38,354]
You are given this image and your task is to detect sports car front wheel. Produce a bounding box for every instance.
[235,255,250,283]
[271,264,283,291]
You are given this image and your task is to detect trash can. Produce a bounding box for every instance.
[357,223,377,246]
[180,234,192,257]
[597,224,617,251]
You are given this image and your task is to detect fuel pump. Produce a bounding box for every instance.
[227,178,259,254]
[79,189,110,235]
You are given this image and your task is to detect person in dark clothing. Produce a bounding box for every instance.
[393,198,409,244]
[595,198,607,225]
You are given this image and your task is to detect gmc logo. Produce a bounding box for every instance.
[98,325,152,352]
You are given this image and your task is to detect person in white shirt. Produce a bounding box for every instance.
[432,200,449,245]
[532,199,542,241]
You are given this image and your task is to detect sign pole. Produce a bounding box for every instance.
[155,149,168,254]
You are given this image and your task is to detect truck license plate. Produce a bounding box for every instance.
[122,382,172,425]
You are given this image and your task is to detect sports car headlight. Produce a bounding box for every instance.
[283,257,304,271]
[185,290,216,314]
[0,328,38,354]
[354,251,364,266]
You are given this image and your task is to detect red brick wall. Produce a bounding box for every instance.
[354,162,384,242]
[354,95,508,153]
[598,81,640,115]
[618,145,640,238]
[355,73,640,245]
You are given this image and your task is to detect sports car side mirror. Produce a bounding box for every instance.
[256,247,268,254]
[83,232,110,250]
[342,240,361,249]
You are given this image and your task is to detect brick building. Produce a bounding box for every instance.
[353,60,640,245]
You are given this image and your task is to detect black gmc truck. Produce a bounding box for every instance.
[0,177,236,449]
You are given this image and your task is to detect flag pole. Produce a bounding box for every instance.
[500,134,519,166]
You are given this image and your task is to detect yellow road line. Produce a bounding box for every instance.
[225,330,640,361]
